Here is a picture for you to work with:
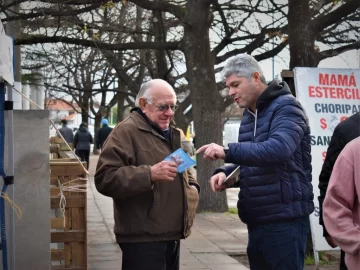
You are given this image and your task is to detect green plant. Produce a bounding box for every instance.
[304,255,314,265]
[305,251,331,265]
[319,251,330,265]
[226,208,238,214]
[21,72,43,84]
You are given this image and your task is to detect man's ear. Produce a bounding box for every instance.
[252,72,261,82]
[139,98,146,109]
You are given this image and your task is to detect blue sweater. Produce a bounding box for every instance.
[219,80,314,226]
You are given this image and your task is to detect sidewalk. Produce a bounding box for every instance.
[87,155,249,270]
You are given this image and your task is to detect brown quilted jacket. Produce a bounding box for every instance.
[95,111,199,243]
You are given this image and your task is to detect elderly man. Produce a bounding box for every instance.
[95,79,200,270]
[196,54,314,270]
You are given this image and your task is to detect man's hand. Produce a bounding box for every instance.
[151,161,178,182]
[196,143,225,160]
[325,235,337,248]
[209,172,229,192]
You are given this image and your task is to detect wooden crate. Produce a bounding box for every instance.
[50,162,87,270]
[60,143,73,151]
[50,136,65,144]
[50,137,74,151]
[50,144,77,161]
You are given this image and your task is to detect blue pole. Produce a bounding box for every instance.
[0,82,8,270]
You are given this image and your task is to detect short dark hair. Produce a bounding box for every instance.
[80,122,87,128]
[61,119,67,125]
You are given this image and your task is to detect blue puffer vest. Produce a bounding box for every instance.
[220,80,314,226]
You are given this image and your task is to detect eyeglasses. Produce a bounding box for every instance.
[153,103,179,112]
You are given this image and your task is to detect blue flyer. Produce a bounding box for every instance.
[164,148,196,173]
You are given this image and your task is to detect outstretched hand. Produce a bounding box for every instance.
[196,143,225,160]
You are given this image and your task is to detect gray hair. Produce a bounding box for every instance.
[222,54,267,84]
[135,81,153,106]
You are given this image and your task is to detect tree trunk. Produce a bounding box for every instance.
[117,94,125,123]
[174,113,190,134]
[153,10,169,80]
[81,109,88,124]
[78,99,89,124]
[183,0,228,212]
[80,94,90,125]
[92,113,102,154]
[288,0,318,69]
[288,0,318,256]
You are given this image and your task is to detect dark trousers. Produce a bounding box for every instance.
[340,249,347,270]
[76,149,90,169]
[119,241,180,270]
[247,216,310,270]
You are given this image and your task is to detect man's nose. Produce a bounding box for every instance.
[164,107,175,116]
[228,87,235,97]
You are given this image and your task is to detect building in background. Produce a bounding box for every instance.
[45,99,81,136]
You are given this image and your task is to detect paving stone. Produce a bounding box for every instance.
[88,243,120,251]
[194,253,239,265]
[88,260,122,269]
[210,265,248,270]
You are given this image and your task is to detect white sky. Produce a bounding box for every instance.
[259,49,360,82]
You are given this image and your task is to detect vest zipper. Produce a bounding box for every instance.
[247,109,258,139]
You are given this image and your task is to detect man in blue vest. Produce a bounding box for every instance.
[196,54,314,270]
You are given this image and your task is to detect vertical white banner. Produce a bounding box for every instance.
[0,20,14,84]
[294,67,360,252]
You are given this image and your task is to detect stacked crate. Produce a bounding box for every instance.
[50,144,87,270]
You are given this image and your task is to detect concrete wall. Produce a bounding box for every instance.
[1,110,50,270]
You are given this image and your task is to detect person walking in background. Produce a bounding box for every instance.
[96,118,113,150]
[318,112,360,270]
[323,137,360,270]
[58,119,74,144]
[177,128,196,177]
[74,122,93,169]
[177,128,195,157]
[95,79,199,270]
[196,53,314,270]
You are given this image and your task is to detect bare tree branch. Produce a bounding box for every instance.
[128,0,185,20]
[319,40,360,60]
[62,84,137,96]
[1,3,103,21]
[15,35,182,51]
[312,0,360,34]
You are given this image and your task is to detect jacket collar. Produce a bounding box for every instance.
[255,80,291,111]
[129,109,180,150]
[130,107,164,134]
[130,108,175,140]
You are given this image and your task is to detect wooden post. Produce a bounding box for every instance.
[282,69,316,260]
[281,70,296,97]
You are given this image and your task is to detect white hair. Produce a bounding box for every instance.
[222,53,267,84]
[135,81,153,106]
